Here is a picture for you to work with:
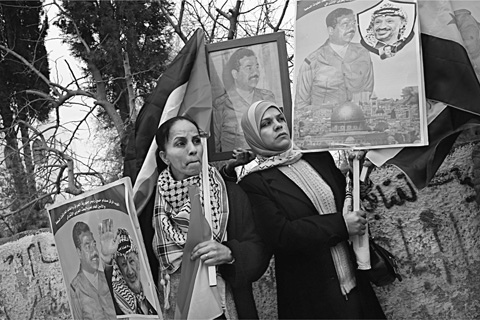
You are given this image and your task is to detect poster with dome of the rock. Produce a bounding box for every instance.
[293,0,427,151]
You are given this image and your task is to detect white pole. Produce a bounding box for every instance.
[351,152,371,270]
[201,137,217,286]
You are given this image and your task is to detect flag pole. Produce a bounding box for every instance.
[351,151,371,270]
[201,137,217,286]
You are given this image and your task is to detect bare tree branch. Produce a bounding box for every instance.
[158,0,188,43]
[0,192,57,219]
[122,49,137,123]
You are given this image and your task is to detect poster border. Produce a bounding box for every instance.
[206,31,293,161]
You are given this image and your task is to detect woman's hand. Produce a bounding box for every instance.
[232,148,255,165]
[343,210,367,236]
[191,240,234,266]
[347,150,376,200]
[223,148,256,177]
[347,150,375,180]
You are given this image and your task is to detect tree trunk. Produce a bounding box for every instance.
[0,98,30,206]
[18,116,37,196]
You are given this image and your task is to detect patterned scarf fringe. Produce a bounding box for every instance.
[279,160,356,297]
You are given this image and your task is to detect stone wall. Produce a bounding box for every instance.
[1,144,479,320]
[0,231,70,320]
[366,143,480,319]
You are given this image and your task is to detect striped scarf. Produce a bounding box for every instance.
[153,165,229,273]
[279,159,356,296]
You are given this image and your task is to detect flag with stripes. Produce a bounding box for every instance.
[125,28,212,212]
[123,28,212,284]
[174,186,223,319]
[367,0,480,189]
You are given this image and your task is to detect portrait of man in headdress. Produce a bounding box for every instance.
[358,1,416,59]
[100,220,157,316]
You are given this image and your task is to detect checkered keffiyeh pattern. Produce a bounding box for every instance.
[112,258,146,314]
[110,228,146,314]
[153,165,229,273]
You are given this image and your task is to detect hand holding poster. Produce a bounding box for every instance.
[47,178,162,320]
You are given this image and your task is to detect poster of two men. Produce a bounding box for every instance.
[294,0,427,151]
[47,178,159,320]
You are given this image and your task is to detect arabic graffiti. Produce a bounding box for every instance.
[0,235,69,319]
[365,163,478,286]
[365,165,475,210]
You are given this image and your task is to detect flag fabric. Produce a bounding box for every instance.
[125,28,212,213]
[122,28,212,284]
[174,186,223,319]
[367,0,480,189]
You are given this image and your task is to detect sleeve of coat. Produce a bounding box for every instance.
[239,172,349,255]
[218,181,271,288]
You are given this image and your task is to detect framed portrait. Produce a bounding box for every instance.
[47,178,161,319]
[206,32,292,161]
[294,0,427,151]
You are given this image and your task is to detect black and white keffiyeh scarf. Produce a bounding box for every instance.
[153,165,229,273]
[112,259,146,314]
[110,228,146,315]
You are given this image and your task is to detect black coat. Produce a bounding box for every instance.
[219,181,270,319]
[239,152,385,319]
[138,178,269,319]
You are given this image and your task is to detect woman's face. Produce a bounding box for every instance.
[159,119,203,180]
[259,107,290,152]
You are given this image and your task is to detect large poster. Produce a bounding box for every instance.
[294,0,427,151]
[47,178,161,320]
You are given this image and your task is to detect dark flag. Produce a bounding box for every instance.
[367,0,480,189]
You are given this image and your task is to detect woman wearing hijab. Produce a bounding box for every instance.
[238,100,385,319]
[152,115,268,319]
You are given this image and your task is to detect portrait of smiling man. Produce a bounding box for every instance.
[69,221,117,320]
[295,7,374,109]
[373,10,405,45]
[361,2,415,59]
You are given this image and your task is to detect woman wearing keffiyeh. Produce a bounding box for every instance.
[152,116,269,320]
[238,100,385,319]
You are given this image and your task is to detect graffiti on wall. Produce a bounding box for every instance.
[365,165,476,211]
[0,233,70,320]
[364,161,480,288]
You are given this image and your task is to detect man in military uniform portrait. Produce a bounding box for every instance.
[295,7,374,110]
[213,47,275,153]
[69,221,117,320]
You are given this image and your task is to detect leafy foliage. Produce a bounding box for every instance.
[0,1,53,235]
[55,0,173,126]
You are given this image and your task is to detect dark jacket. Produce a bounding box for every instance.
[239,152,385,319]
[219,180,270,319]
[138,178,269,319]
